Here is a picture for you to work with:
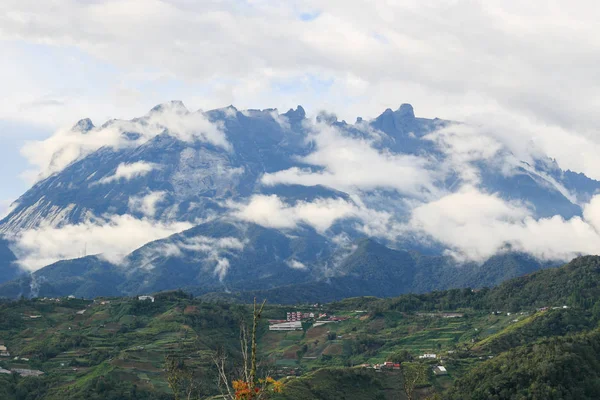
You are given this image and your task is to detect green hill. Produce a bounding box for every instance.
[448,328,600,399]
[0,256,599,399]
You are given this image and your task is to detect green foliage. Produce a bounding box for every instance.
[271,368,396,400]
[481,309,594,353]
[386,350,414,363]
[448,329,600,399]
[1,256,600,399]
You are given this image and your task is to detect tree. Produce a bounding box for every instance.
[165,354,199,400]
[401,362,427,400]
[386,349,413,363]
[214,299,282,400]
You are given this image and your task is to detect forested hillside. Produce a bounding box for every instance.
[0,256,599,399]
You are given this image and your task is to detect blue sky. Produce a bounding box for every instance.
[3,0,600,218]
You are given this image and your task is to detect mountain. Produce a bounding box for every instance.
[3,102,597,232]
[0,238,20,284]
[1,101,599,299]
[0,228,551,301]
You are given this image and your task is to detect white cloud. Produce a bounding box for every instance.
[262,123,437,198]
[286,259,307,270]
[2,0,600,187]
[230,194,399,242]
[20,102,229,181]
[12,214,192,271]
[98,161,159,185]
[424,123,506,185]
[134,234,245,281]
[232,194,356,233]
[408,187,600,262]
[128,191,167,217]
[584,196,600,234]
[5,0,600,268]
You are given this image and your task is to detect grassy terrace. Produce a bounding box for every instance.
[0,290,574,399]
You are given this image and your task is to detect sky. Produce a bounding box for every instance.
[2,0,600,219]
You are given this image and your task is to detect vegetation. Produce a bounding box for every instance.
[0,256,600,398]
[448,329,600,399]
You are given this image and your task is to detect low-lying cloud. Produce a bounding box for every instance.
[230,193,400,242]
[12,214,192,271]
[409,187,600,262]
[134,234,246,281]
[232,194,357,232]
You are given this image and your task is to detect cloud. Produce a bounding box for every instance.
[232,194,355,233]
[4,0,600,187]
[134,234,245,281]
[230,194,398,242]
[128,191,167,217]
[424,123,506,185]
[12,214,192,271]
[5,0,600,269]
[20,102,229,181]
[408,186,600,262]
[262,122,437,197]
[98,161,159,185]
[286,259,307,270]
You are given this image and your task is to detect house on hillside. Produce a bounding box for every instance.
[138,295,155,302]
[433,366,448,375]
[419,353,437,359]
[442,313,464,318]
[0,345,9,357]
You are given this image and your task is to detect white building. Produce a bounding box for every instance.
[433,366,448,375]
[269,321,302,331]
[419,353,437,359]
[138,295,155,302]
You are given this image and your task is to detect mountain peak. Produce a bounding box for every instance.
[283,105,306,121]
[397,103,415,119]
[316,111,338,124]
[72,118,95,133]
[149,100,188,114]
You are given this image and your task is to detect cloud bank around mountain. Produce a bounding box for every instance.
[5,0,600,186]
[408,187,600,262]
[231,194,394,237]
[132,234,245,281]
[262,122,437,198]
[128,191,167,217]
[12,215,192,271]
[20,102,229,181]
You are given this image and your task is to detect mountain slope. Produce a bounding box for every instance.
[0,238,21,284]
[1,102,599,300]
[448,329,600,400]
[2,102,595,235]
[0,233,551,301]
